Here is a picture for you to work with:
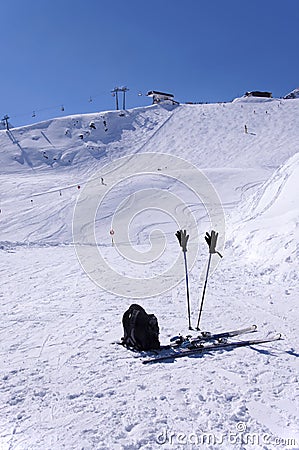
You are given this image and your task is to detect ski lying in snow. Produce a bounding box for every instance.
[143,333,282,364]
[115,325,257,351]
[164,324,257,349]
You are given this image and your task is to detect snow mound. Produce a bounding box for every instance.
[227,152,299,276]
[0,106,172,174]
[284,87,299,99]
[232,95,275,104]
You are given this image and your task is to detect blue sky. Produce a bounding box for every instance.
[1,0,298,127]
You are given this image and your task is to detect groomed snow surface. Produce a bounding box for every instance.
[0,97,298,449]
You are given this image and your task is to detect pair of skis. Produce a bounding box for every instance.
[143,325,281,364]
[166,324,257,349]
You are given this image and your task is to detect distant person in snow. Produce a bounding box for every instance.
[244,125,248,134]
[103,120,108,132]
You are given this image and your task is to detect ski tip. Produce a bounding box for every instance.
[170,335,181,342]
[260,333,282,343]
[267,333,282,340]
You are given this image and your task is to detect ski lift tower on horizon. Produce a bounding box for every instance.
[2,115,10,130]
[111,86,129,110]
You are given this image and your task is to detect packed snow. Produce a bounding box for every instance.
[0,96,298,449]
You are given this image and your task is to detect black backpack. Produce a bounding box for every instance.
[122,304,160,351]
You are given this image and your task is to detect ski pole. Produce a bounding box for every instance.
[196,253,211,330]
[176,230,192,330]
[183,250,192,330]
[196,230,222,330]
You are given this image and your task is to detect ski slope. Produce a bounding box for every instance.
[0,97,298,449]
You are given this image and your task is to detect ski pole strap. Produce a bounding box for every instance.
[205,230,222,257]
[175,229,189,252]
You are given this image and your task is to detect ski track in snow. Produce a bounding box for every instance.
[0,100,298,449]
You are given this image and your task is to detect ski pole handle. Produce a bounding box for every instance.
[175,229,189,252]
[205,230,222,258]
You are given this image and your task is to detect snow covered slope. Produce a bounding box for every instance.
[228,152,299,279]
[0,98,298,449]
[1,98,299,247]
[284,87,299,99]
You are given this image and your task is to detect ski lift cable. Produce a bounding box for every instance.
[1,83,113,120]
[7,104,65,120]
[2,84,110,119]
[2,85,147,123]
